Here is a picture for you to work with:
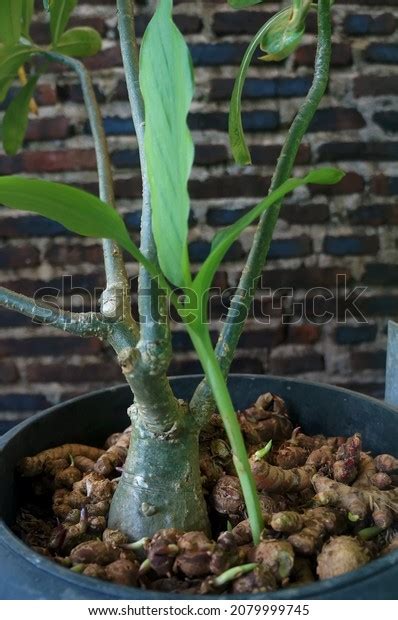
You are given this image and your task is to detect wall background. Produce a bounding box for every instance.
[0,0,398,432]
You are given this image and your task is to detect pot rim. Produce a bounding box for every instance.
[1,374,397,600]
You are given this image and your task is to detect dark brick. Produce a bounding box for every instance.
[351,350,386,371]
[344,13,396,36]
[31,16,106,44]
[0,337,102,358]
[189,175,270,200]
[0,154,23,174]
[195,144,229,165]
[0,360,19,384]
[268,236,313,260]
[0,245,40,269]
[287,325,321,345]
[0,214,69,238]
[318,141,398,161]
[309,108,366,133]
[189,240,244,263]
[190,43,270,67]
[263,267,347,291]
[0,394,51,412]
[362,263,398,286]
[111,149,141,169]
[230,358,265,374]
[239,327,284,349]
[354,75,398,97]
[25,116,70,141]
[207,206,251,227]
[365,43,398,64]
[189,111,280,132]
[0,310,32,328]
[362,295,398,317]
[57,81,106,104]
[295,43,352,67]
[45,243,103,266]
[212,10,274,35]
[373,111,398,133]
[323,235,379,256]
[250,144,311,166]
[270,350,325,375]
[84,46,122,70]
[22,149,97,172]
[371,175,398,196]
[349,204,398,226]
[168,359,203,375]
[26,362,122,383]
[335,324,377,345]
[281,203,330,225]
[210,77,312,101]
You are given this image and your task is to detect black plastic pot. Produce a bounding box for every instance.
[1,374,397,600]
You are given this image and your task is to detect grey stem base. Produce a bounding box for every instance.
[108,411,210,540]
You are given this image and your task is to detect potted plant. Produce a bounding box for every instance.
[0,0,397,600]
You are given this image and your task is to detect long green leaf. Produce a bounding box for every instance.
[22,0,35,38]
[0,177,143,263]
[54,27,102,57]
[50,0,78,45]
[228,1,264,7]
[2,76,39,155]
[0,45,37,101]
[140,0,194,288]
[229,8,291,165]
[193,168,345,296]
[0,1,23,47]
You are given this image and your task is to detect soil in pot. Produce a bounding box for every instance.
[13,391,398,595]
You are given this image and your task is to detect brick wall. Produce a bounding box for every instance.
[0,0,398,432]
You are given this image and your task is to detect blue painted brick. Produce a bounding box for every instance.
[124,211,143,232]
[245,77,312,98]
[365,44,398,64]
[189,111,279,132]
[373,111,398,133]
[207,206,251,226]
[345,14,396,36]
[268,237,312,259]
[335,324,377,345]
[190,43,252,66]
[0,394,50,412]
[100,117,135,136]
[0,212,69,237]
[324,235,379,256]
[189,240,243,262]
[111,149,141,168]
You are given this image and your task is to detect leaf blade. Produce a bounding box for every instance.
[54,27,102,58]
[0,1,23,47]
[2,76,39,155]
[0,45,37,101]
[0,176,140,258]
[139,0,194,287]
[193,168,345,296]
[50,0,78,45]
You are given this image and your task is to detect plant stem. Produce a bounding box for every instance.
[187,325,264,544]
[46,52,136,333]
[0,286,108,338]
[191,0,332,422]
[117,0,170,364]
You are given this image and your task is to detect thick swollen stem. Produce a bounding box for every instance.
[117,0,170,360]
[190,0,332,423]
[188,326,264,545]
[108,416,210,540]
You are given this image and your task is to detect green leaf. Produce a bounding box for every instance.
[193,168,345,296]
[0,44,37,101]
[0,176,144,264]
[0,1,23,47]
[54,27,102,58]
[50,0,77,45]
[228,1,264,7]
[22,0,35,38]
[2,76,39,155]
[140,0,194,288]
[229,8,291,165]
